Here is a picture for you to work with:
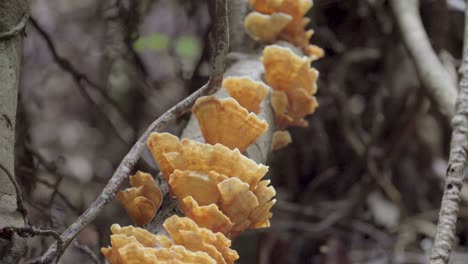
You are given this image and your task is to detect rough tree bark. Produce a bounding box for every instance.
[430,3,468,264]
[0,0,29,263]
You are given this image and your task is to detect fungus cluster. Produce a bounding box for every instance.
[103,94,274,263]
[245,0,323,150]
[102,216,238,264]
[147,130,275,238]
[192,96,268,152]
[116,171,163,226]
[102,0,323,262]
[244,0,324,57]
[263,45,319,129]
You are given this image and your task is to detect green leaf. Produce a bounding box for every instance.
[133,33,170,52]
[175,36,200,58]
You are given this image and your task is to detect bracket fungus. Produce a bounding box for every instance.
[164,216,239,264]
[101,0,323,260]
[223,76,269,114]
[272,130,293,150]
[147,133,268,189]
[101,216,238,264]
[192,96,268,152]
[116,171,163,226]
[246,0,324,57]
[262,44,319,128]
[147,132,275,237]
[244,12,292,42]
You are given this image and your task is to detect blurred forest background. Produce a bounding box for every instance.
[7,0,468,263]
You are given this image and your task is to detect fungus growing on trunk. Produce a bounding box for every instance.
[116,171,163,226]
[192,96,268,152]
[223,76,269,114]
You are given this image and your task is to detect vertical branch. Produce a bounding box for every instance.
[0,0,29,263]
[430,3,468,264]
[390,0,456,119]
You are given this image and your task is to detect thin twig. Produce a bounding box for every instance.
[25,144,67,205]
[430,3,468,264]
[390,0,457,119]
[73,241,101,264]
[34,0,229,262]
[29,17,134,145]
[35,178,81,213]
[2,225,62,255]
[0,162,27,218]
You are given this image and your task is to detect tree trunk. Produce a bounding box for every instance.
[0,0,29,262]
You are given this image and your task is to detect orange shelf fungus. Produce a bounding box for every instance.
[182,196,234,235]
[116,171,162,226]
[250,179,276,228]
[164,216,239,264]
[262,44,319,128]
[272,130,293,150]
[244,12,292,42]
[169,170,226,206]
[223,76,269,114]
[147,133,269,188]
[145,133,181,182]
[102,0,320,259]
[192,96,268,152]
[101,219,226,264]
[147,132,276,237]
[246,0,324,57]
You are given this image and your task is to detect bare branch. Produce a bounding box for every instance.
[35,177,81,214]
[2,225,62,255]
[430,2,468,264]
[29,17,134,145]
[33,0,229,262]
[0,162,27,218]
[73,241,101,264]
[390,0,457,119]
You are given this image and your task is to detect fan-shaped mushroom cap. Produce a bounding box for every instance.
[262,45,318,94]
[192,96,268,152]
[223,76,269,114]
[250,180,276,228]
[116,171,162,226]
[307,44,325,61]
[117,242,159,263]
[164,216,239,264]
[148,133,269,188]
[218,178,258,231]
[116,187,157,226]
[102,223,218,264]
[154,245,216,263]
[262,45,319,127]
[146,133,181,181]
[248,0,322,56]
[272,130,293,150]
[102,235,138,264]
[146,132,275,237]
[129,171,163,209]
[244,12,292,42]
[169,170,227,206]
[110,224,165,247]
[182,196,234,235]
[271,90,294,128]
